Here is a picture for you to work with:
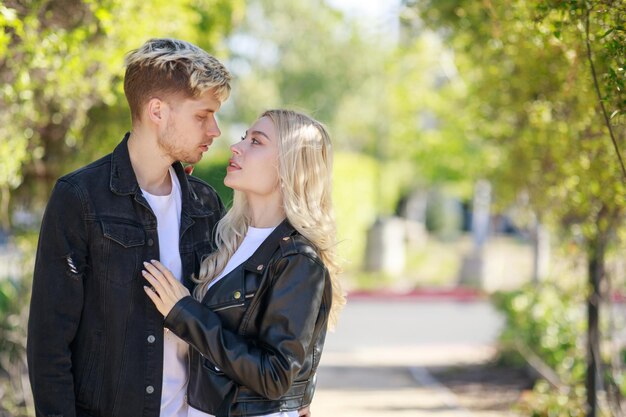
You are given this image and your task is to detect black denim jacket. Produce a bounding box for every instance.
[27,133,224,417]
[165,220,332,417]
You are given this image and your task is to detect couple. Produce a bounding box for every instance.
[26,38,343,417]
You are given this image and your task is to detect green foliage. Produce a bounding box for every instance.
[0,232,37,417]
[0,278,31,417]
[495,283,587,377]
[415,0,626,236]
[413,1,626,412]
[384,34,495,190]
[495,284,584,414]
[191,150,234,207]
[332,152,379,268]
[332,152,416,270]
[424,188,463,239]
[0,0,244,222]
[223,0,382,135]
[493,281,618,415]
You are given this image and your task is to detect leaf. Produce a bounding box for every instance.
[599,28,614,39]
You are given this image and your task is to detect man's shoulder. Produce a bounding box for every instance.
[186,174,222,201]
[59,153,112,185]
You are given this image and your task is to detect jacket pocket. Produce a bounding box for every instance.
[100,220,145,287]
[76,330,103,409]
[202,356,226,375]
[235,380,308,402]
[102,221,145,248]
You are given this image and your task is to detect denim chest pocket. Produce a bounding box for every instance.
[102,222,146,248]
[100,221,145,287]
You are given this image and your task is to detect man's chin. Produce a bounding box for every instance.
[181,154,203,165]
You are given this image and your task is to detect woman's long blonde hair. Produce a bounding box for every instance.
[193,109,345,326]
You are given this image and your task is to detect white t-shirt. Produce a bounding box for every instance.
[142,167,189,417]
[187,226,298,417]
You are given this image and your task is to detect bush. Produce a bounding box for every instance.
[0,233,36,417]
[494,281,623,416]
[191,150,233,207]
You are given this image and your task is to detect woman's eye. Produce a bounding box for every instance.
[240,136,246,141]
[251,138,260,145]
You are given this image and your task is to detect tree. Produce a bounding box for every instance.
[411,0,626,414]
[0,0,244,226]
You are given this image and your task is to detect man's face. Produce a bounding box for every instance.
[157,90,222,164]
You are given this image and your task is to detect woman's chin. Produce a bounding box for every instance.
[223,178,239,191]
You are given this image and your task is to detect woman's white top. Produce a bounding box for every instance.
[188,225,298,417]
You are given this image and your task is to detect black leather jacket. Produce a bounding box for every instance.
[165,220,332,417]
[27,133,224,417]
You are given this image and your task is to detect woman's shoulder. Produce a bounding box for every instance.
[277,231,323,265]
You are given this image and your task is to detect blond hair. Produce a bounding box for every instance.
[124,38,231,121]
[194,109,345,326]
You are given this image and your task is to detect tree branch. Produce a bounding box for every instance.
[584,3,626,181]
[514,340,566,392]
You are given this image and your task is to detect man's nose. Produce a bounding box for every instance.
[207,116,221,138]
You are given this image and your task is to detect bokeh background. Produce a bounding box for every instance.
[1,0,625,416]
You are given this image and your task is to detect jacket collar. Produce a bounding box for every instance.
[242,219,297,273]
[110,133,138,196]
[109,132,213,217]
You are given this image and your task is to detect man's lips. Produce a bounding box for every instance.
[199,139,214,152]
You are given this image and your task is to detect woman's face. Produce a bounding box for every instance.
[225,116,280,197]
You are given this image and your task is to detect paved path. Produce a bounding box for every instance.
[311,295,508,417]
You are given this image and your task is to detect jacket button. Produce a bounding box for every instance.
[233,291,242,300]
[147,335,156,343]
[256,264,263,271]
[148,238,154,246]
[282,236,290,241]
[146,385,155,394]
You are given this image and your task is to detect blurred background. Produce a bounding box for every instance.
[1,0,625,415]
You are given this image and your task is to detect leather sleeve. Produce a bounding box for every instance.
[164,253,327,400]
[27,180,87,417]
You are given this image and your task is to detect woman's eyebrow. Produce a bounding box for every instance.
[250,130,271,141]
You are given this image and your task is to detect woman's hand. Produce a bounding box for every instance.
[298,406,311,417]
[142,260,190,317]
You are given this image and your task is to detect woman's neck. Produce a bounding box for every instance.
[247,194,286,228]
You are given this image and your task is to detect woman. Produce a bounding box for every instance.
[142,109,345,417]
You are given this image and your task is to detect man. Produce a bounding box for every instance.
[27,38,230,417]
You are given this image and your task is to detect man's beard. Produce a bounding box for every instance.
[158,122,200,164]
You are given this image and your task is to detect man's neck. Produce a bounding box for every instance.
[127,130,174,196]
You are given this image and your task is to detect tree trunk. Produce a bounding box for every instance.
[531,217,550,284]
[586,229,607,417]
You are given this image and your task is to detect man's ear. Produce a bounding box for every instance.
[146,98,166,124]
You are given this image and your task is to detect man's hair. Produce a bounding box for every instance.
[124,38,232,122]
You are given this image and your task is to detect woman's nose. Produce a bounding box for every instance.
[230,142,242,154]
